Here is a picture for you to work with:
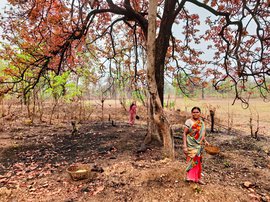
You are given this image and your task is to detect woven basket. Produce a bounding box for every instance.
[205,145,220,155]
[66,164,90,180]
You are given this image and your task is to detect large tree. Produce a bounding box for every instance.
[0,0,270,157]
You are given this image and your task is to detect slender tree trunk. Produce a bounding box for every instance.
[101,99,104,122]
[146,0,174,159]
[37,92,44,122]
[202,86,205,100]
[49,99,58,125]
[26,96,31,120]
[31,89,36,123]
[210,110,215,133]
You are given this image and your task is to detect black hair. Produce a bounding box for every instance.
[130,103,135,110]
[191,106,201,113]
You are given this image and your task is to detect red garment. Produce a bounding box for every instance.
[184,118,205,182]
[186,155,202,182]
[129,104,137,125]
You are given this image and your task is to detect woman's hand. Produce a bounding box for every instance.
[204,140,210,146]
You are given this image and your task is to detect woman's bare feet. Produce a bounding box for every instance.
[184,178,192,183]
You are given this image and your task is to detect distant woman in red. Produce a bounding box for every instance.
[129,101,137,125]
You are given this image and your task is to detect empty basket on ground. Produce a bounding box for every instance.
[66,164,90,180]
[205,145,220,155]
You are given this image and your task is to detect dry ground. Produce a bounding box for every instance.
[0,105,270,202]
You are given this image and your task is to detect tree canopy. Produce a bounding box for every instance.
[0,0,269,104]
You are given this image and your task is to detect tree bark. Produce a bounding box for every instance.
[155,1,178,107]
[202,86,205,100]
[146,0,174,159]
[210,110,215,132]
[144,96,160,145]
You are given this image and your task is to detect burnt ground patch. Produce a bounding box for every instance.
[0,122,150,176]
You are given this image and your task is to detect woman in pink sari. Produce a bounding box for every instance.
[183,107,209,184]
[129,101,137,125]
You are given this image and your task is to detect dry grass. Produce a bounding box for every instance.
[173,97,270,136]
[0,97,269,137]
[91,97,270,137]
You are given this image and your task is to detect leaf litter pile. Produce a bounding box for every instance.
[0,112,270,202]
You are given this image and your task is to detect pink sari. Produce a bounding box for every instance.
[185,119,205,182]
[129,104,137,125]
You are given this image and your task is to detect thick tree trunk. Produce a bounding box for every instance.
[146,0,174,159]
[155,1,178,107]
[144,96,160,145]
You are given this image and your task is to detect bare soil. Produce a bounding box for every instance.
[0,107,270,202]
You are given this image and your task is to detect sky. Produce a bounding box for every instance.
[0,0,8,37]
[0,0,7,13]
